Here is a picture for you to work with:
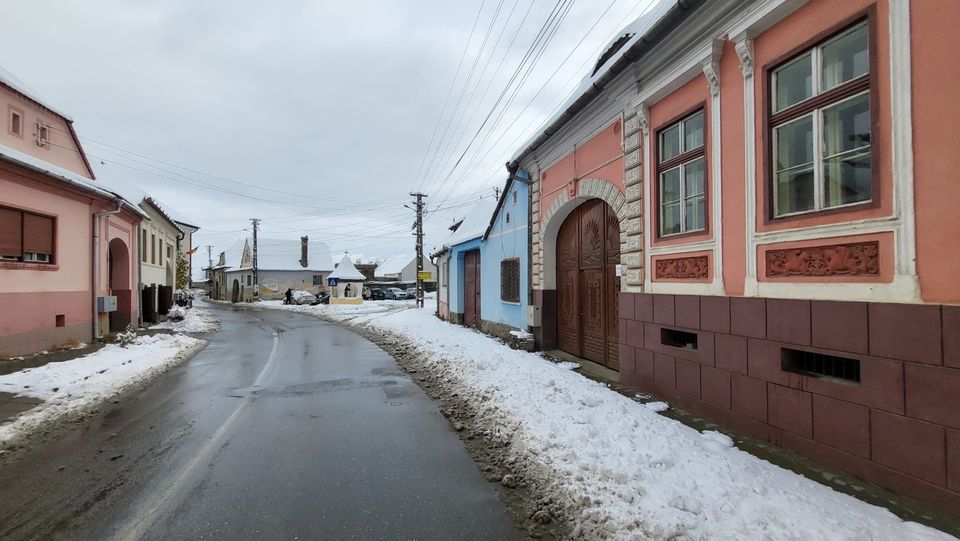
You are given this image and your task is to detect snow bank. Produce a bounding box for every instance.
[335,306,953,540]
[257,299,416,322]
[0,334,205,447]
[152,307,220,333]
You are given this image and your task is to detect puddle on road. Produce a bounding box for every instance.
[227,377,402,399]
[0,392,43,424]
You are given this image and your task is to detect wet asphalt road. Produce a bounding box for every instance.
[0,302,519,540]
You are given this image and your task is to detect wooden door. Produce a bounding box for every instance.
[463,250,481,327]
[555,199,621,370]
[579,200,606,364]
[557,214,580,355]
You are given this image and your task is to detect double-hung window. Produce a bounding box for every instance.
[657,110,706,236]
[770,20,871,217]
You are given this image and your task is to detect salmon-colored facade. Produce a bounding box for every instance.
[518,0,960,514]
[0,69,142,356]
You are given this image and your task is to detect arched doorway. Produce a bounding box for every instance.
[107,238,132,332]
[232,279,240,303]
[556,198,620,369]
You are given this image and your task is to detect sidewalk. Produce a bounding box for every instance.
[0,306,217,450]
[260,300,957,540]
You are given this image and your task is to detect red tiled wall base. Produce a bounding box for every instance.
[619,292,960,515]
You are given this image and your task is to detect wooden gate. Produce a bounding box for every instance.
[555,199,620,370]
[463,250,481,327]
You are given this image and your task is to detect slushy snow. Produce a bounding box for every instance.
[0,334,205,446]
[265,301,954,540]
[152,306,220,333]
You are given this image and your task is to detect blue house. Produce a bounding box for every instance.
[434,172,530,341]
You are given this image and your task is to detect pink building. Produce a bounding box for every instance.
[515,0,960,513]
[0,66,144,356]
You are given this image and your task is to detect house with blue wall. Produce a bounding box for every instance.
[434,172,530,342]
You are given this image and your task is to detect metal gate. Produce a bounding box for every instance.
[556,199,620,370]
[463,250,481,327]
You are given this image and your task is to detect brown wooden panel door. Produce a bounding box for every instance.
[580,269,606,363]
[463,250,481,327]
[555,197,622,370]
[557,212,580,356]
[604,207,621,370]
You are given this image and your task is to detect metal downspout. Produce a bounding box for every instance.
[92,198,125,340]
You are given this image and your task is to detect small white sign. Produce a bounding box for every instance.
[615,264,623,277]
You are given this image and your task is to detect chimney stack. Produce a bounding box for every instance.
[300,236,308,268]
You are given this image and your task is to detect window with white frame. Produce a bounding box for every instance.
[656,109,705,236]
[770,20,871,217]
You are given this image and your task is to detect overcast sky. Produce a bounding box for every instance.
[2,0,658,276]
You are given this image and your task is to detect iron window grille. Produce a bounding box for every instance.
[500,258,520,303]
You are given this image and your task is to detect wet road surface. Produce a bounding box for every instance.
[0,302,519,540]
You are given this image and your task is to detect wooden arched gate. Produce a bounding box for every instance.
[556,199,620,370]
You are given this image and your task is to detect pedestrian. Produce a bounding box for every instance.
[284,287,293,305]
[344,283,352,298]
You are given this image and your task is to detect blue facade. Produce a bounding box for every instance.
[479,180,528,330]
[444,178,529,332]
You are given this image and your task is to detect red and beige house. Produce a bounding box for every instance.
[0,66,144,356]
[512,0,959,513]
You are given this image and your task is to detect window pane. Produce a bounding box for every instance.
[660,167,681,204]
[823,93,870,157]
[661,202,681,235]
[659,124,681,162]
[683,111,704,151]
[684,157,705,196]
[775,167,815,215]
[821,23,869,91]
[684,195,705,232]
[774,53,813,111]
[824,151,872,207]
[775,115,814,171]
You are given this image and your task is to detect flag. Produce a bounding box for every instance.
[188,246,199,255]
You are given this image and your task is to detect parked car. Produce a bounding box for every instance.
[384,287,408,300]
[310,292,330,305]
[290,290,317,305]
[367,288,385,300]
[406,287,417,298]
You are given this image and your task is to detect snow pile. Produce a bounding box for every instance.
[0,334,205,447]
[338,306,953,540]
[257,299,415,323]
[152,307,220,333]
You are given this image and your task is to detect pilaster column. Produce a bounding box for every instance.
[620,102,647,292]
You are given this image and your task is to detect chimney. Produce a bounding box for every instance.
[300,236,308,268]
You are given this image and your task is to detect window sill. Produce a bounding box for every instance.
[501,300,522,306]
[0,261,60,271]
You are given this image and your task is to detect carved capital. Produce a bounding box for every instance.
[735,39,754,79]
[636,103,650,135]
[702,60,720,97]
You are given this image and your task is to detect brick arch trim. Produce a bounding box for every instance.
[538,178,628,290]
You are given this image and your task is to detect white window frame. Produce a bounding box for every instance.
[771,23,872,218]
[657,111,706,237]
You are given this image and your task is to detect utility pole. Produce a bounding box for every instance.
[206,245,213,296]
[409,192,427,308]
[251,218,261,299]
[494,186,501,200]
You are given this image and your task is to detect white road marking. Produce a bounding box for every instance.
[112,331,284,541]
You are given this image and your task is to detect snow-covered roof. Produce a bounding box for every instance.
[328,254,365,281]
[225,237,335,272]
[445,197,499,248]
[374,254,413,278]
[0,142,146,217]
[0,64,72,121]
[141,197,184,234]
[511,0,678,163]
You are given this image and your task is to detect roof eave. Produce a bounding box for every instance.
[509,0,701,167]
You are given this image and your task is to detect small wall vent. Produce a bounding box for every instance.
[661,328,698,350]
[781,348,861,383]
